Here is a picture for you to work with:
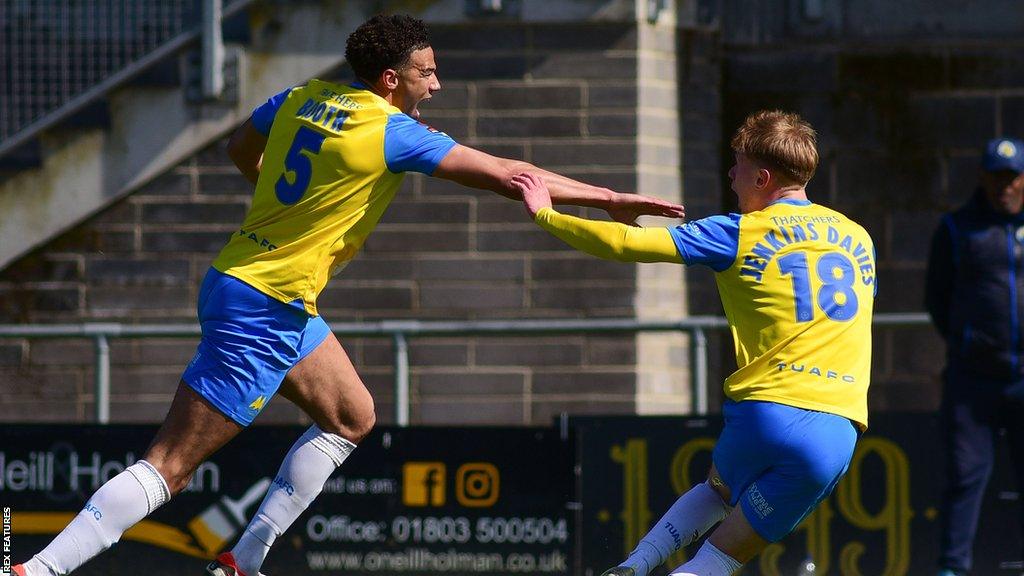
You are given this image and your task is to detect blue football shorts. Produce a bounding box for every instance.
[181,268,331,426]
[712,400,858,542]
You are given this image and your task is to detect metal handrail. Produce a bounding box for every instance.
[0,313,931,425]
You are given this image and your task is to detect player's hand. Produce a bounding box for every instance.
[512,173,552,219]
[606,193,685,226]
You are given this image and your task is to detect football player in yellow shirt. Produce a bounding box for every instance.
[516,110,875,576]
[13,14,684,576]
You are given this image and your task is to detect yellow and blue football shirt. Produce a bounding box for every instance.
[533,200,869,539]
[668,199,876,428]
[212,79,457,315]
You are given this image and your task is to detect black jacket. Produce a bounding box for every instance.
[926,190,1024,381]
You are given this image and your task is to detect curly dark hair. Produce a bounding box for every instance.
[345,14,431,83]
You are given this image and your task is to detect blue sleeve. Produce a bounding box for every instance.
[383,113,458,175]
[251,88,292,136]
[668,214,741,272]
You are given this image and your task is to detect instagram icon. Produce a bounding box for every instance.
[456,463,499,507]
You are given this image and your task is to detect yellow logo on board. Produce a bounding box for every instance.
[402,462,446,507]
[456,462,500,507]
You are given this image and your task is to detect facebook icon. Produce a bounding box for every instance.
[402,462,446,507]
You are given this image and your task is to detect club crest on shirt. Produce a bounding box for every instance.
[998,139,1017,159]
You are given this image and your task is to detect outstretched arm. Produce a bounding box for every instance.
[514,173,682,264]
[433,144,685,224]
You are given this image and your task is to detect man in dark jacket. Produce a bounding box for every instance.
[926,137,1024,576]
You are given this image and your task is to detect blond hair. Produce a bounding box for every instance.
[731,110,818,185]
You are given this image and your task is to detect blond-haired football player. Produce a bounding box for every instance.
[517,110,875,575]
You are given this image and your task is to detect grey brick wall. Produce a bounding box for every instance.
[0,21,670,426]
[635,23,687,414]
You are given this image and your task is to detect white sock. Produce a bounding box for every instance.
[230,426,355,576]
[21,460,170,576]
[669,541,742,576]
[621,481,729,576]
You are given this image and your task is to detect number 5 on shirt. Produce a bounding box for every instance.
[275,126,326,205]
